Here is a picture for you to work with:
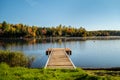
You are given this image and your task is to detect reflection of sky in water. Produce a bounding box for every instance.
[0,39,120,68]
[70,40,120,68]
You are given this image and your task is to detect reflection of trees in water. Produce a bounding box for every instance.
[52,39,63,44]
[0,38,87,52]
[58,39,62,44]
[0,39,26,50]
[0,38,88,50]
[1,37,119,51]
[0,39,31,50]
[0,39,51,50]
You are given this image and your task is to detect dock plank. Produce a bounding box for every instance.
[45,48,76,69]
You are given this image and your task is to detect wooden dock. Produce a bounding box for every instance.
[45,48,76,69]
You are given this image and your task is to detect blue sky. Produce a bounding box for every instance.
[0,0,120,30]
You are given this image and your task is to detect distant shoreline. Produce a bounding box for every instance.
[1,36,120,40]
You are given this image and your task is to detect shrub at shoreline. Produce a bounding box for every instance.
[0,50,34,67]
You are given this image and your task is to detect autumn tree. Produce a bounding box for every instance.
[1,21,120,38]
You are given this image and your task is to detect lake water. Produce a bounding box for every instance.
[0,38,120,68]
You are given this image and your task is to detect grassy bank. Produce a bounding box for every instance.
[85,70,120,80]
[0,63,120,80]
[0,50,120,80]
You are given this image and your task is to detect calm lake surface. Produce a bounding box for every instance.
[0,38,120,68]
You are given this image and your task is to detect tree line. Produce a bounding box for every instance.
[0,21,120,38]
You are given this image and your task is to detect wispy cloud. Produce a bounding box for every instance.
[25,0,38,7]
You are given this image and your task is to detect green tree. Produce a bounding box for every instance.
[2,21,8,30]
[78,27,87,37]
[57,24,62,36]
